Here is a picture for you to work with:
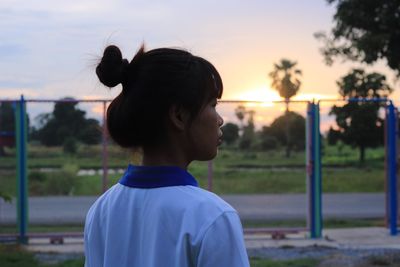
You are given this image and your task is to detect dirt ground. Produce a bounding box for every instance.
[248,246,400,266]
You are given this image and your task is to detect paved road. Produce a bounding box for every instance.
[0,193,385,225]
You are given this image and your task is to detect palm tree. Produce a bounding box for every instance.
[268,59,302,157]
[234,105,246,133]
[269,59,302,112]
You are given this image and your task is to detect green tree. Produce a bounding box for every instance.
[63,137,78,154]
[0,102,14,132]
[221,122,239,146]
[0,190,12,203]
[234,105,246,130]
[80,118,103,145]
[239,110,256,150]
[329,69,392,163]
[315,0,400,76]
[34,98,102,146]
[257,127,278,151]
[234,105,257,149]
[265,112,306,154]
[0,102,30,156]
[327,126,341,146]
[0,102,15,156]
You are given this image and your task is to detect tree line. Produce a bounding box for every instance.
[0,98,102,155]
[221,106,306,155]
[219,64,392,164]
[0,68,395,162]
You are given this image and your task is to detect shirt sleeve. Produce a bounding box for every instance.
[196,211,250,267]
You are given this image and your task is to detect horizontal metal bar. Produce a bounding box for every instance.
[0,98,394,105]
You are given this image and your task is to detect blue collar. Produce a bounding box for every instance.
[119,164,199,188]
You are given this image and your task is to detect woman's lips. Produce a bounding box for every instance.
[217,133,223,146]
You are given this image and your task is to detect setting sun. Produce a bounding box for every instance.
[228,86,281,105]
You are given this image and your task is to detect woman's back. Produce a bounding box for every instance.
[84,180,248,266]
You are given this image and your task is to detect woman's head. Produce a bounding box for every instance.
[96,44,223,149]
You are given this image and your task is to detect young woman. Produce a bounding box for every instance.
[84,44,250,267]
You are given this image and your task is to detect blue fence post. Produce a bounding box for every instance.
[307,102,322,238]
[306,103,312,236]
[313,103,322,238]
[387,103,398,236]
[15,95,28,244]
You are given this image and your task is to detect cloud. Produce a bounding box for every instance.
[0,43,28,60]
[0,79,42,89]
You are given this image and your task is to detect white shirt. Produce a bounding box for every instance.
[84,183,249,267]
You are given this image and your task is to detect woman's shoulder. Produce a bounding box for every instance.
[177,187,243,242]
[169,186,237,215]
[194,186,234,208]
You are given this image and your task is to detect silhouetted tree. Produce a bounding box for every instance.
[221,123,239,146]
[327,126,341,146]
[315,0,400,76]
[34,98,101,146]
[269,59,302,113]
[0,102,29,156]
[0,102,15,156]
[239,110,256,150]
[269,59,302,157]
[258,127,279,151]
[233,106,256,150]
[265,111,306,154]
[234,105,246,131]
[329,69,392,163]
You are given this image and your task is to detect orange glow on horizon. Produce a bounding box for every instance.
[225,86,280,106]
[225,88,339,103]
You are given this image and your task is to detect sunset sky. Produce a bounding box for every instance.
[1,0,398,129]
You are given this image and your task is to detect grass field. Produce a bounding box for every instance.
[0,245,84,267]
[0,143,387,196]
[0,244,319,267]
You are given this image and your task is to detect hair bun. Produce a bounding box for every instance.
[96,45,128,87]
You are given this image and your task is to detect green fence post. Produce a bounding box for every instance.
[313,103,322,238]
[15,95,28,244]
[308,102,322,238]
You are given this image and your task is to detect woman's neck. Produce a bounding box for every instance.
[141,144,190,169]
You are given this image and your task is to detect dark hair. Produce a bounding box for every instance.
[96,44,223,148]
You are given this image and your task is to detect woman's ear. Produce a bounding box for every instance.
[168,105,190,131]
